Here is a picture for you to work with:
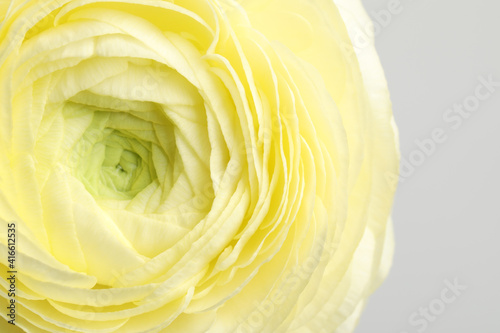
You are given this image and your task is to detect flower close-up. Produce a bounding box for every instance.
[0,0,399,332]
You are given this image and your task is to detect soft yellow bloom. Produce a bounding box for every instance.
[0,0,399,332]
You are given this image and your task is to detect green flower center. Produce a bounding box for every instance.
[68,107,160,200]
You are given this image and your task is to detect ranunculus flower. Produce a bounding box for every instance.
[0,0,399,331]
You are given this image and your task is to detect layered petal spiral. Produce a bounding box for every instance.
[0,0,399,332]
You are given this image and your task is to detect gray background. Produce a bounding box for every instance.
[357,0,500,332]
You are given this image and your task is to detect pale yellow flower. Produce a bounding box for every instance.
[0,0,399,332]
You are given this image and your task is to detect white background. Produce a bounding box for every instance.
[357,0,500,332]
